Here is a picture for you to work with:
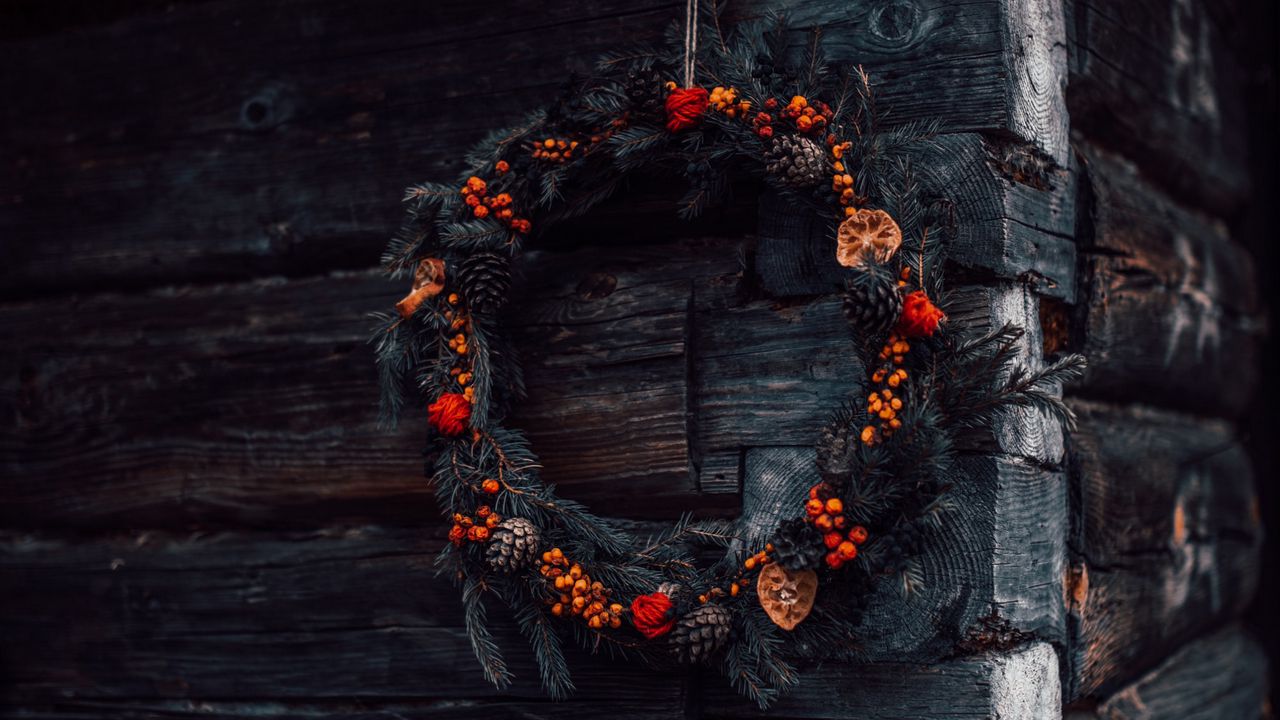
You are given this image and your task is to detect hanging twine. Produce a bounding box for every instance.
[666,0,709,132]
[682,0,699,88]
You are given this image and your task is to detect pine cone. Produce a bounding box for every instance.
[485,517,541,574]
[770,517,825,571]
[670,603,732,664]
[625,65,666,117]
[842,264,903,339]
[764,134,828,188]
[816,420,856,483]
[457,251,511,316]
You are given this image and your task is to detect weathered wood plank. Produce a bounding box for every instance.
[0,526,689,712]
[703,642,1061,719]
[1064,0,1250,213]
[756,134,1076,300]
[1087,626,1268,720]
[0,241,744,529]
[0,0,1071,296]
[1073,143,1264,418]
[737,447,1068,663]
[1,699,683,720]
[1064,399,1262,701]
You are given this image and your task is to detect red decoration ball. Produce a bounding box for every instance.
[665,87,709,133]
[428,392,472,437]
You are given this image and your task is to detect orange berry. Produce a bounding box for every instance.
[833,515,848,530]
[476,505,491,518]
[837,541,857,560]
[824,532,842,549]
[495,160,510,174]
[814,514,834,532]
[849,525,869,544]
[825,552,843,569]
[481,479,500,494]
[825,498,843,515]
[745,557,757,570]
[805,498,825,517]
[473,205,489,219]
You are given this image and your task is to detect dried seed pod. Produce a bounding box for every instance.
[756,562,818,631]
[835,208,902,268]
[395,257,447,317]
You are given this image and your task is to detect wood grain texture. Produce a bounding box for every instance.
[755,134,1077,300]
[738,448,1067,663]
[0,526,690,716]
[1064,399,1262,701]
[1073,142,1264,419]
[703,641,1060,719]
[1089,626,1268,720]
[0,240,738,529]
[1064,0,1250,213]
[0,0,1073,297]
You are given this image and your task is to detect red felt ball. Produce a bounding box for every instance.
[665,87,709,133]
[895,290,946,338]
[630,591,676,639]
[428,392,472,437]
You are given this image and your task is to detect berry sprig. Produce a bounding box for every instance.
[778,94,831,134]
[539,548,625,629]
[449,505,503,546]
[829,139,866,215]
[804,483,869,569]
[459,175,533,235]
[530,117,628,164]
[707,86,751,118]
[861,334,911,446]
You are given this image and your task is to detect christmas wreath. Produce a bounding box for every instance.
[373,9,1085,708]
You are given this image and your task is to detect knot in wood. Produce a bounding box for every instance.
[867,0,923,49]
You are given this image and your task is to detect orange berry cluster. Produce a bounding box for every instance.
[708,86,751,118]
[448,505,503,546]
[540,548,624,629]
[828,140,865,215]
[861,333,912,445]
[443,293,476,402]
[804,483,868,569]
[532,137,582,163]
[531,118,626,165]
[780,95,832,133]
[459,175,532,234]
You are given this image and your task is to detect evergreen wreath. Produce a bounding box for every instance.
[373,8,1086,709]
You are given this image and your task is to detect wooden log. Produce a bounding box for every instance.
[737,447,1067,663]
[756,134,1076,300]
[0,239,753,528]
[1,699,685,720]
[0,0,1071,296]
[1064,0,1250,213]
[1064,399,1262,701]
[1087,626,1268,720]
[1073,143,1264,418]
[703,642,1061,719]
[0,527,688,713]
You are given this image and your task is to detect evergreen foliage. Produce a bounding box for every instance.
[372,7,1085,708]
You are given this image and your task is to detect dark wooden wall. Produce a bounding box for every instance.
[0,1,1271,718]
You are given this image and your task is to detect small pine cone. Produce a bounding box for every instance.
[457,251,512,316]
[625,65,666,117]
[770,517,826,572]
[485,517,541,574]
[816,421,856,482]
[763,134,829,188]
[842,265,903,339]
[670,603,732,664]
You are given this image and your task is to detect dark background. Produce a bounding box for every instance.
[2,0,1277,716]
